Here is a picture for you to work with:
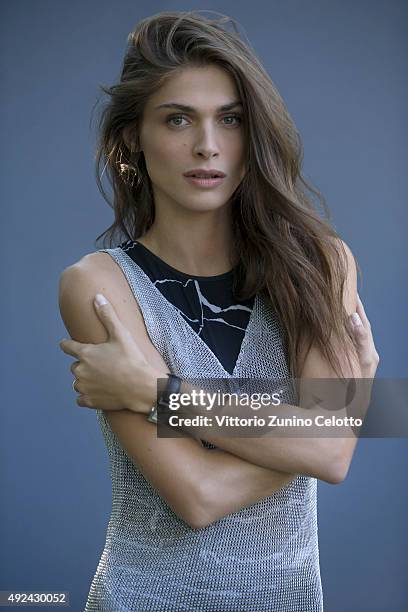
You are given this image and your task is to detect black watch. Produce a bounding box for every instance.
[146,373,183,424]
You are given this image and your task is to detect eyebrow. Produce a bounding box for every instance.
[154,101,243,112]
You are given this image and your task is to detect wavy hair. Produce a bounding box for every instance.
[92,10,360,379]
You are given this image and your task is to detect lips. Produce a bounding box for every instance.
[183,174,225,188]
[192,174,218,178]
[183,169,226,178]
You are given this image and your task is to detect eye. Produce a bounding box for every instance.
[166,114,243,128]
[221,114,243,126]
[166,115,188,127]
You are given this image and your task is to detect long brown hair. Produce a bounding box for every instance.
[92,10,360,379]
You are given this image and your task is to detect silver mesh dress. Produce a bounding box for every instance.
[84,247,323,612]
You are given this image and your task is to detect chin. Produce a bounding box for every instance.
[183,197,230,211]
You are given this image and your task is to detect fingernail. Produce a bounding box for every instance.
[95,293,108,307]
[351,313,362,326]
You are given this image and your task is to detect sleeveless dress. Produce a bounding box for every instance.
[84,242,323,612]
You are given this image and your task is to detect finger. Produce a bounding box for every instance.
[70,360,81,376]
[349,313,372,351]
[59,338,86,358]
[349,315,368,343]
[349,319,373,369]
[76,395,93,409]
[350,312,363,329]
[356,294,371,328]
[93,293,125,340]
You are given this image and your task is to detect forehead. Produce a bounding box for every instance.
[146,65,240,111]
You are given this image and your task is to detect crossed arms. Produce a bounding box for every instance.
[58,241,370,528]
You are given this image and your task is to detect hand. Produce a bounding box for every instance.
[349,293,380,378]
[60,292,378,414]
[59,294,162,413]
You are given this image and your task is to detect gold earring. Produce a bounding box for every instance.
[116,146,140,188]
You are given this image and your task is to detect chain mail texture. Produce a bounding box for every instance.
[84,247,323,612]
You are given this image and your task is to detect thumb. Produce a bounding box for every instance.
[93,293,124,339]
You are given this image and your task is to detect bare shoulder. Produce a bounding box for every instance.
[327,237,356,267]
[58,249,168,375]
[326,237,357,308]
[60,249,149,344]
[60,250,143,323]
[331,237,357,294]
[298,237,358,378]
[59,251,131,295]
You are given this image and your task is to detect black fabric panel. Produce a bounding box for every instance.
[119,240,255,375]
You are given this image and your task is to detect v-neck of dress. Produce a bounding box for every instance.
[117,248,259,379]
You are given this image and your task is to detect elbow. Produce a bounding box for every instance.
[183,510,213,531]
[323,447,352,485]
[183,478,216,530]
[175,479,214,530]
[324,458,350,484]
[172,504,208,531]
[185,515,211,531]
[313,438,353,485]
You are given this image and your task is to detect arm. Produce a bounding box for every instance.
[199,449,297,520]
[58,252,297,528]
[155,240,368,484]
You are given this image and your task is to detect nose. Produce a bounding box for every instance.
[192,125,220,158]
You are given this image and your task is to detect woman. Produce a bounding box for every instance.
[59,11,379,611]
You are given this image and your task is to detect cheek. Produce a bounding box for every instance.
[231,148,246,180]
[154,140,174,158]
[227,135,245,162]
[145,138,184,173]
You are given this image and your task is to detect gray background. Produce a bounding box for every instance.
[1,1,407,610]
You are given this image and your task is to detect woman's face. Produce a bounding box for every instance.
[136,64,246,215]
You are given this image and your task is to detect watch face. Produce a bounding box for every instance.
[147,410,158,424]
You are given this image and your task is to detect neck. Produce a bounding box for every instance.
[138,207,237,277]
